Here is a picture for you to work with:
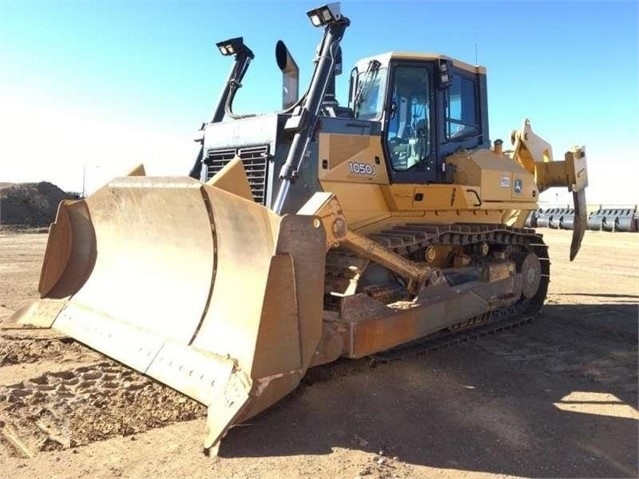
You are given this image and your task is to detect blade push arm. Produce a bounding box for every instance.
[299,192,443,293]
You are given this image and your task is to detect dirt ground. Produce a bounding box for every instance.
[0,228,637,479]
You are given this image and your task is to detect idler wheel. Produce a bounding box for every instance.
[518,252,542,299]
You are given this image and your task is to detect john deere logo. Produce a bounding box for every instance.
[514,178,523,194]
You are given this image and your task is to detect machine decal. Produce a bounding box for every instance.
[348,161,376,176]
[514,178,522,194]
[500,175,510,188]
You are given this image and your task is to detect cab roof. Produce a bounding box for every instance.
[355,52,486,75]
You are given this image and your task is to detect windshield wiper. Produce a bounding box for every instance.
[353,59,381,109]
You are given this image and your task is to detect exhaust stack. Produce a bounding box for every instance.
[275,40,299,109]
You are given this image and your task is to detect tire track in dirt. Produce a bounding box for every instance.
[0,334,98,367]
[0,336,206,460]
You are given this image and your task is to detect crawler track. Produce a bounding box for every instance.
[327,223,550,363]
[370,299,534,363]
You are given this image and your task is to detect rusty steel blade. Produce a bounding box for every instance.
[6,174,327,453]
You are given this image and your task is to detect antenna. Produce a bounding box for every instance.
[475,42,478,65]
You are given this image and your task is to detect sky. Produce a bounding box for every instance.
[0,0,637,205]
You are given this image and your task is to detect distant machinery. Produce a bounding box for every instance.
[527,205,638,232]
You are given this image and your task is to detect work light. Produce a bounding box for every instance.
[306,3,342,27]
[216,37,249,57]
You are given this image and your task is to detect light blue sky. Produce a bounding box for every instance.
[1,0,637,204]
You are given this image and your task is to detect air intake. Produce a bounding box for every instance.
[205,145,270,205]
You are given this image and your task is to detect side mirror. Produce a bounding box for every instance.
[437,58,452,89]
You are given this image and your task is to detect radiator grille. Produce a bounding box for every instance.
[205,145,270,205]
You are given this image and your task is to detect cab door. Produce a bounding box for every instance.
[437,67,486,162]
[383,62,438,184]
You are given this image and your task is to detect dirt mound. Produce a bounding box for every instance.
[0,182,78,227]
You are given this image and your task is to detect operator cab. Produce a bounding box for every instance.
[349,52,489,184]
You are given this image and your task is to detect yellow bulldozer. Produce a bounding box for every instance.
[6,3,588,453]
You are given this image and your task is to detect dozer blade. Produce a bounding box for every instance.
[5,173,326,452]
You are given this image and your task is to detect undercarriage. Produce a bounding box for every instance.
[316,224,549,364]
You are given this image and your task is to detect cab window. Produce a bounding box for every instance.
[386,65,431,171]
[445,74,478,140]
[353,67,387,120]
